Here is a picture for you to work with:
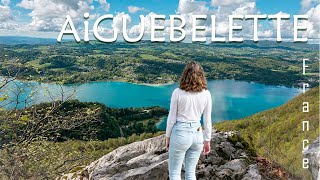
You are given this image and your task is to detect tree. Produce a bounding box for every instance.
[0,69,102,179]
[96,59,106,69]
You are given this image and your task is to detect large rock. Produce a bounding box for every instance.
[58,131,296,180]
[303,137,320,180]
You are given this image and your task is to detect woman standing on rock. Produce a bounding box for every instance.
[165,61,212,180]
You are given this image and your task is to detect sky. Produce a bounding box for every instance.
[0,0,319,41]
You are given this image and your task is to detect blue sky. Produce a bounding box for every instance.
[7,0,303,16]
[0,0,318,41]
[5,0,303,24]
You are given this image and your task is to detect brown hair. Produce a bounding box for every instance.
[179,61,207,92]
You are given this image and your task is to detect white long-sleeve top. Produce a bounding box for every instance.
[165,88,212,141]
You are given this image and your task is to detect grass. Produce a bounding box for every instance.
[140,54,160,60]
[0,132,165,179]
[215,86,319,179]
[26,59,50,68]
[162,52,178,58]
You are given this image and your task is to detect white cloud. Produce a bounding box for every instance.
[0,5,11,22]
[129,12,171,36]
[256,6,319,41]
[17,0,94,32]
[91,12,133,38]
[302,4,320,39]
[0,3,18,31]
[267,11,293,39]
[232,2,258,15]
[133,0,300,41]
[176,0,260,38]
[176,0,310,41]
[211,0,250,7]
[177,0,212,15]
[98,0,110,12]
[300,0,317,12]
[1,0,10,6]
[128,6,146,14]
[231,2,261,39]
[0,22,19,30]
[176,0,215,38]
[113,12,131,33]
[5,0,316,41]
[258,29,273,38]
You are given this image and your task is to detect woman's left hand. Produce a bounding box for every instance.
[165,137,170,151]
[202,140,211,155]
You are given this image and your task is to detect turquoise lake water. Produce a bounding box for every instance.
[2,79,302,130]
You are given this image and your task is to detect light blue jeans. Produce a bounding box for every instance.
[168,121,204,180]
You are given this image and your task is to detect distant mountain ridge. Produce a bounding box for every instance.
[0,36,318,50]
[0,36,61,44]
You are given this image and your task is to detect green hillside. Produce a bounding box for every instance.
[215,86,319,179]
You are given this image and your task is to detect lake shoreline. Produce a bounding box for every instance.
[0,76,303,89]
[0,76,176,87]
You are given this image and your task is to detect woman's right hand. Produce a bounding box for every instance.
[165,137,170,151]
[203,141,211,155]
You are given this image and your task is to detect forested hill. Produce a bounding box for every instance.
[215,86,319,179]
[0,99,168,179]
[0,99,168,145]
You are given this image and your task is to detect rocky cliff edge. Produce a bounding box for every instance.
[58,130,297,180]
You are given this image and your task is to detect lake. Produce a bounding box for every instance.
[1,79,302,130]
